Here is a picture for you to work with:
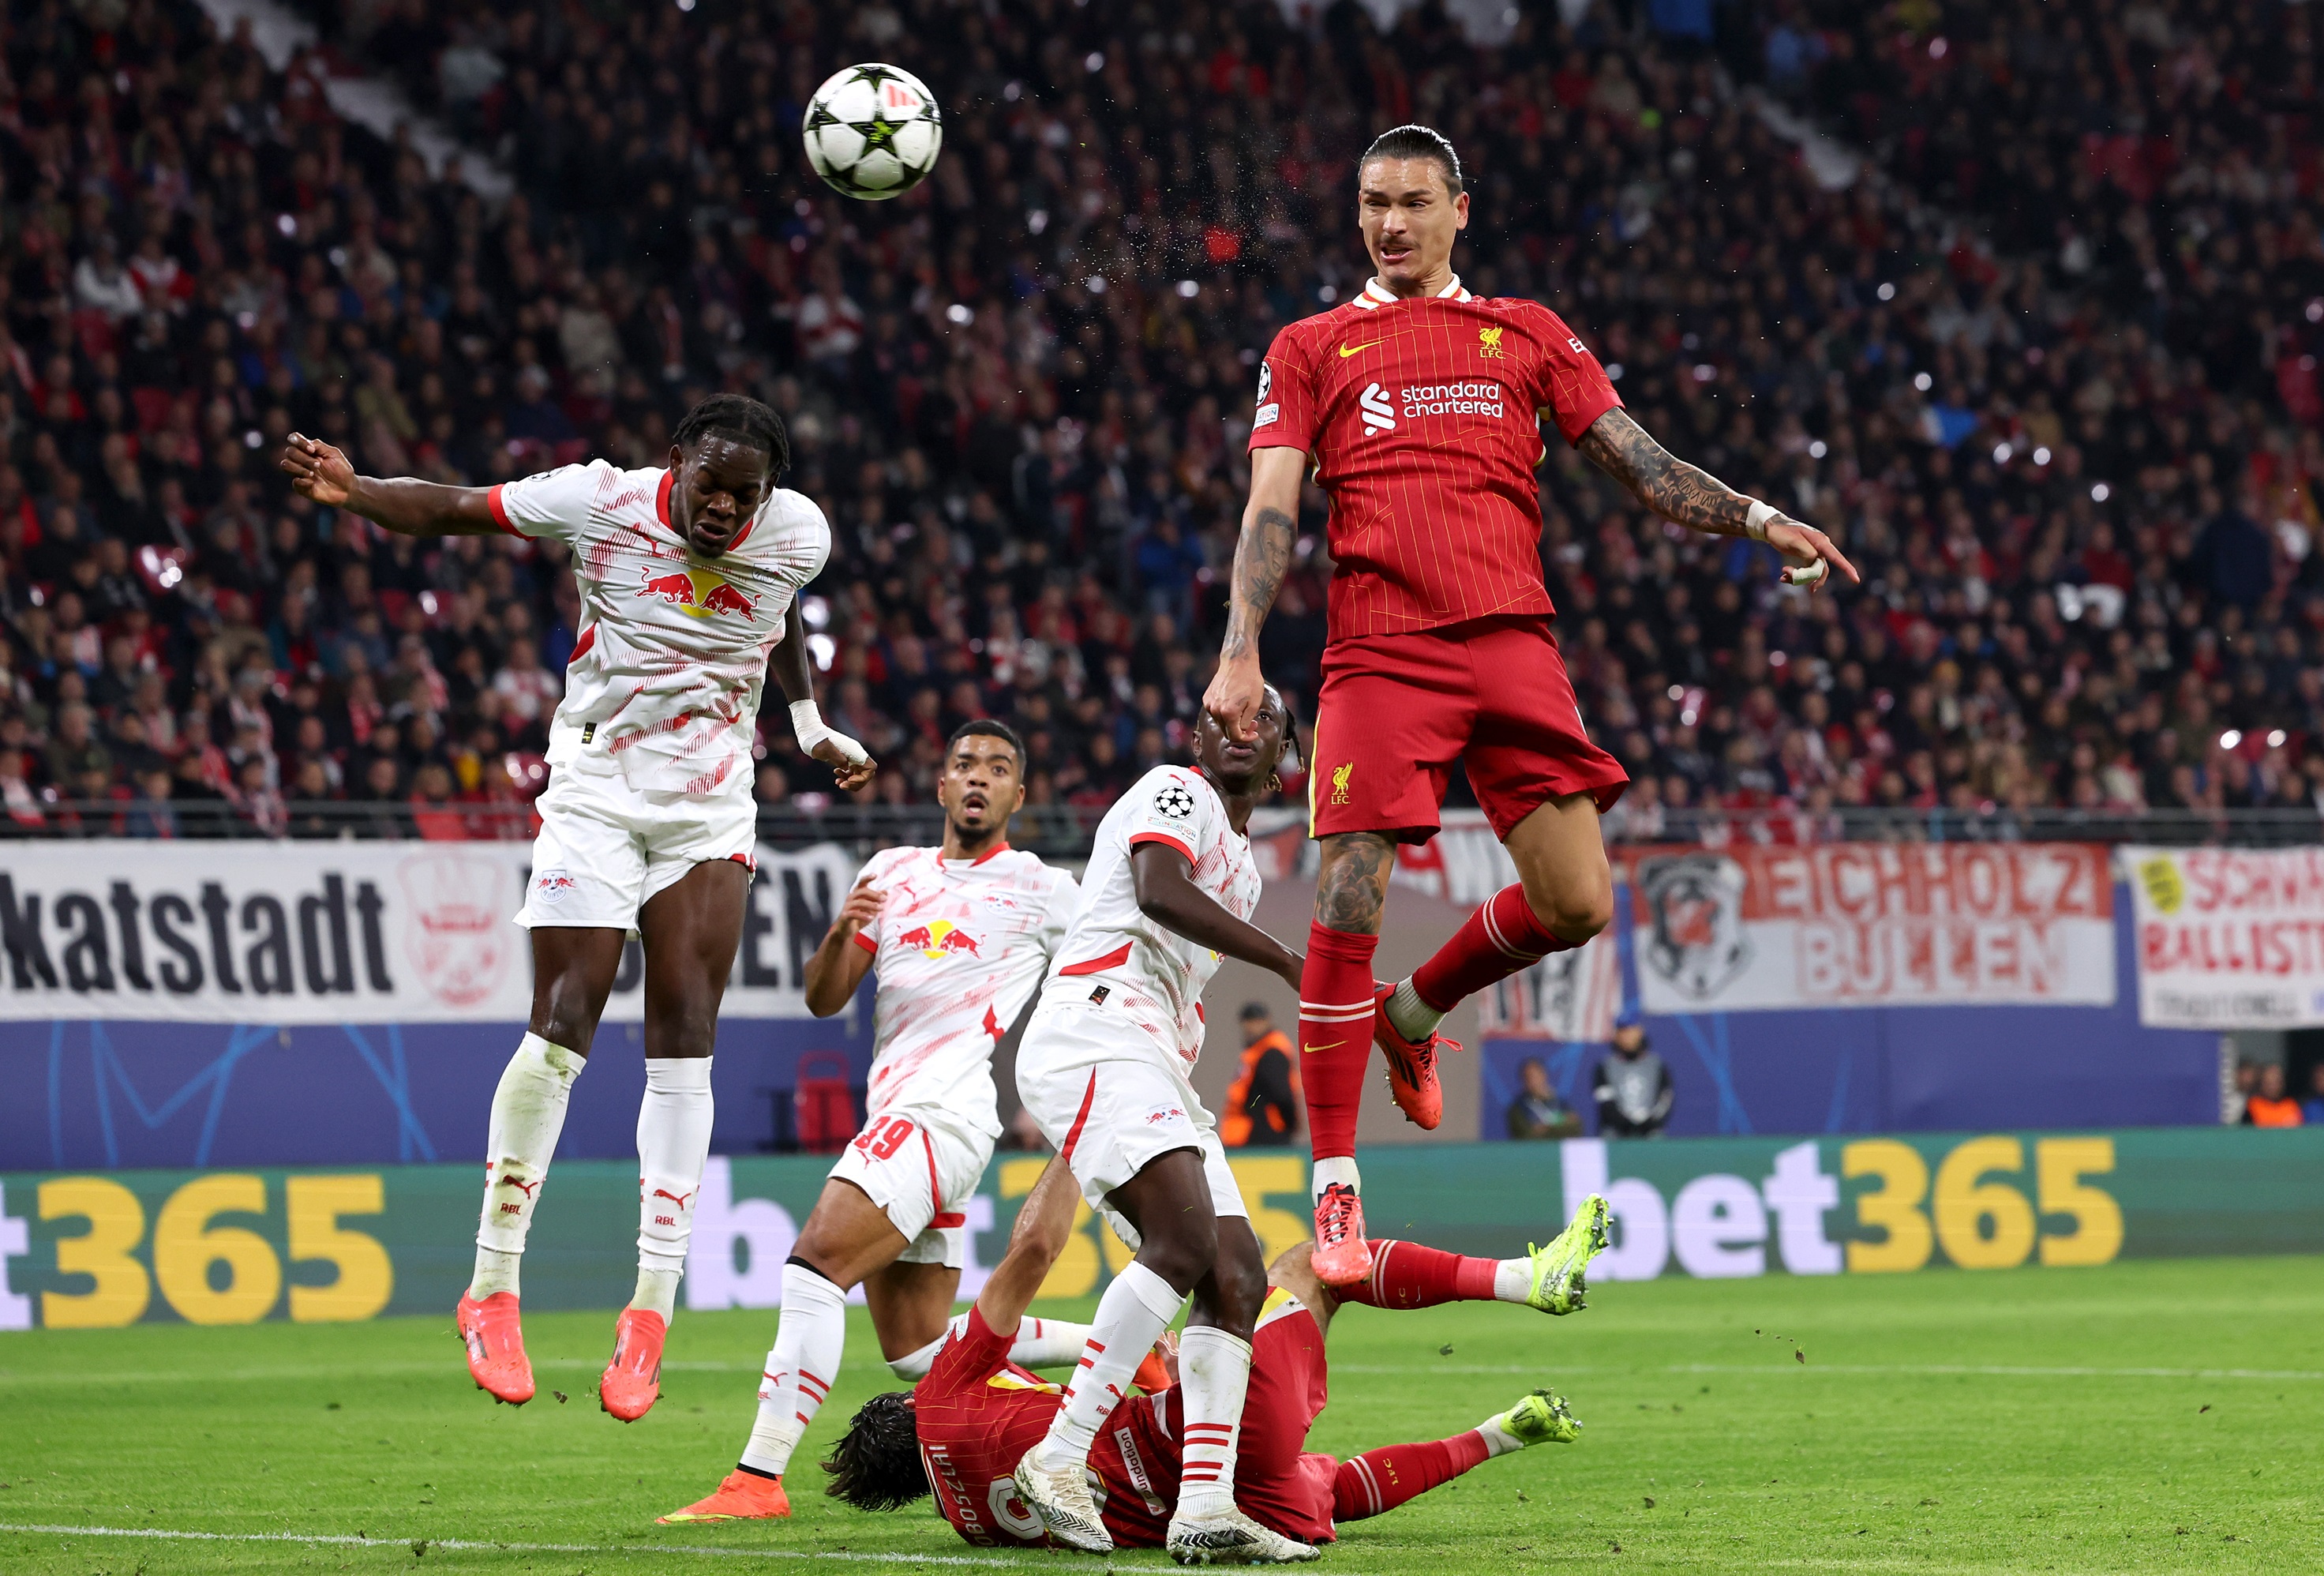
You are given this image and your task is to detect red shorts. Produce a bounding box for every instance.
[1155,1298,1338,1544]
[1309,615,1629,842]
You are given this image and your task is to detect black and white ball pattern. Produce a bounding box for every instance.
[802,63,943,201]
[1152,782,1197,820]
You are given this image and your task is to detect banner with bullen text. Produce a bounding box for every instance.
[1621,843,2117,1014]
[2123,846,2324,1028]
[0,840,859,1025]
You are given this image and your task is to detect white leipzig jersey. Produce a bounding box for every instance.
[490,461,830,799]
[1047,765,1262,1065]
[853,844,1081,1137]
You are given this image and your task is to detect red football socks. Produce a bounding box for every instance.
[1333,1239,1498,1309]
[1299,922,1378,1161]
[1408,883,1572,1012]
[1332,1433,1492,1522]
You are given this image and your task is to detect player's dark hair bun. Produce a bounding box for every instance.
[1362,124,1464,194]
[673,392,792,478]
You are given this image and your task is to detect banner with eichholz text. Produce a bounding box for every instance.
[2122,846,2324,1028]
[2,1129,2317,1328]
[1622,842,2117,1013]
[0,841,859,1024]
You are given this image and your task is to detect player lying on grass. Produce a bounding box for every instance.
[1202,124,1857,1288]
[819,1153,1614,1557]
[1009,689,1310,1562]
[662,722,1109,1525]
[285,396,875,1422]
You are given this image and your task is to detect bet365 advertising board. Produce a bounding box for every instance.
[2,1129,2318,1329]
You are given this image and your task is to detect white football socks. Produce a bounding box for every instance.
[633,1056,714,1321]
[1175,1325,1253,1519]
[470,1033,584,1301]
[1384,979,1446,1041]
[1311,1155,1361,1203]
[740,1262,847,1477]
[1033,1261,1183,1472]
[887,1312,1100,1380]
[1475,1411,1527,1458]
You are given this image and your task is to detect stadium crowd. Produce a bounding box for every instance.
[0,0,2320,840]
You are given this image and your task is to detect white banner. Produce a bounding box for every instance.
[1628,843,2117,1014]
[2123,846,2324,1028]
[0,839,858,1024]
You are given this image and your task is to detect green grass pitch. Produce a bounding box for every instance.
[2,1255,2318,1574]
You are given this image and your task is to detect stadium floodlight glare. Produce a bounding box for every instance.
[2221,730,2243,750]
[945,303,973,325]
[1993,442,2012,462]
[1177,280,1199,298]
[1085,51,1104,71]
[1876,281,1896,300]
[2090,482,2111,501]
[2033,446,2052,465]
[1914,371,1933,392]
[2270,730,2289,748]
[1809,439,1827,458]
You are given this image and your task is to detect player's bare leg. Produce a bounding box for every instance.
[1380,792,1613,1056]
[603,860,749,1424]
[459,924,624,1405]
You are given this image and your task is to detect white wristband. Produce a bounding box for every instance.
[1744,499,1778,542]
[790,699,869,765]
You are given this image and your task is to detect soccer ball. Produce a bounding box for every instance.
[802,63,942,200]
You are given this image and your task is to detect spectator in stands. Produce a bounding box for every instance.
[1506,1056,1582,1141]
[1593,1009,1674,1139]
[2243,1063,2303,1128]
[1220,1002,1298,1149]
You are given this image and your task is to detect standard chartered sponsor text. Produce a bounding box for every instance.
[1400,381,1505,418]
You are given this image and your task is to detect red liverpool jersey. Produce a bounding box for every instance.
[916,1307,1183,1549]
[1249,275,1622,640]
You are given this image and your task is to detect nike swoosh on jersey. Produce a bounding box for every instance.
[1337,340,1383,358]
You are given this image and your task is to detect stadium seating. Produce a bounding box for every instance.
[1,0,2318,843]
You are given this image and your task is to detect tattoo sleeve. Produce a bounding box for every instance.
[1220,505,1295,662]
[1576,409,1757,536]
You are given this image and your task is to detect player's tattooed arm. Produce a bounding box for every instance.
[1314,832,1395,937]
[1576,410,1860,585]
[277,433,501,535]
[1130,842,1305,989]
[1205,446,1308,739]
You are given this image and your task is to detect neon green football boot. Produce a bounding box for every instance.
[1489,1388,1583,1447]
[1520,1192,1610,1315]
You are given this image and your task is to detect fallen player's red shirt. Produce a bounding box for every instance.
[916,1292,1338,1548]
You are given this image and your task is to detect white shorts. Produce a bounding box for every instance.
[827,1104,992,1269]
[515,750,756,935]
[1015,992,1246,1253]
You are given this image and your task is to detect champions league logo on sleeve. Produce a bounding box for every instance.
[1637,854,1752,1000]
[1152,782,1196,820]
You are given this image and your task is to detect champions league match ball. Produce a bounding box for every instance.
[803,63,943,200]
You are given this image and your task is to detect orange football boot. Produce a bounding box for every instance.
[1373,982,1460,1131]
[658,1469,792,1523]
[455,1291,534,1405]
[1310,1182,1372,1286]
[1134,1329,1179,1393]
[600,1307,666,1422]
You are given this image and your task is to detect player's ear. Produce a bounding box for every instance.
[1453,189,1470,230]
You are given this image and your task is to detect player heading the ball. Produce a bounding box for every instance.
[283,396,876,1420]
[1202,125,1859,1287]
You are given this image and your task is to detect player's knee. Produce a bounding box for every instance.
[1213,1248,1269,1326]
[1139,1214,1218,1293]
[1524,872,1612,944]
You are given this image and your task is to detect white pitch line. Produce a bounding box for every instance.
[0,1522,1220,1570]
[1665,1362,2324,1381]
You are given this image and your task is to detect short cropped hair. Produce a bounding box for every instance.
[1361,124,1464,195]
[673,393,791,477]
[949,718,1026,773]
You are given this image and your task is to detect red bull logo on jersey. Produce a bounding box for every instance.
[636,565,758,619]
[895,919,983,961]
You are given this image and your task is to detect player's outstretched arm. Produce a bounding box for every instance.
[1575,409,1859,590]
[770,611,878,792]
[1130,842,1304,990]
[277,433,501,536]
[1203,446,1307,741]
[974,1153,1085,1338]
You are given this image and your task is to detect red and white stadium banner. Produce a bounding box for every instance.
[2123,846,2324,1028]
[0,840,858,1024]
[1621,842,2116,1014]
